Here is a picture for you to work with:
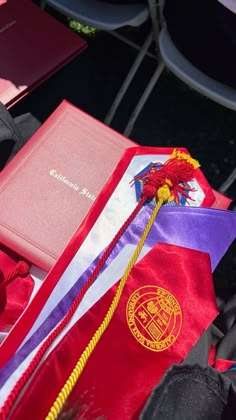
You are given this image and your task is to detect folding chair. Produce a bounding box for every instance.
[40,1,235,194]
[40,0,165,136]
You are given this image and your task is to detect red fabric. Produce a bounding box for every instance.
[208,344,216,366]
[11,243,218,420]
[214,359,236,372]
[0,246,34,333]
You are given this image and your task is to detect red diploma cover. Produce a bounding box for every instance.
[0,100,136,271]
[0,0,86,108]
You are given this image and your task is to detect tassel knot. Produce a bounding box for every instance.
[137,149,200,204]
[0,260,30,315]
[157,185,171,202]
[0,260,29,288]
[15,261,29,276]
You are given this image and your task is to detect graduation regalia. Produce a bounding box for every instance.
[0,147,235,419]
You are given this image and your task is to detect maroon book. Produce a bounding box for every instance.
[0,100,136,271]
[0,0,87,108]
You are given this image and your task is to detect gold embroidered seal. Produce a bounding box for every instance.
[126,285,182,351]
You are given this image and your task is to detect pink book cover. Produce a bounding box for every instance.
[0,100,136,271]
[0,0,87,108]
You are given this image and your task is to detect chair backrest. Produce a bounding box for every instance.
[216,0,236,13]
[159,26,236,111]
[159,24,236,195]
[41,0,149,30]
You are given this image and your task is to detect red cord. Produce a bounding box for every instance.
[0,196,146,419]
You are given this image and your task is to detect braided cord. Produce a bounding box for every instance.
[0,197,145,420]
[46,196,164,420]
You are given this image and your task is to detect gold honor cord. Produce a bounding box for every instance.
[46,187,170,420]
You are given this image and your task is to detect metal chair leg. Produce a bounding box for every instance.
[104,32,153,126]
[123,60,165,137]
[147,0,161,61]
[218,168,236,194]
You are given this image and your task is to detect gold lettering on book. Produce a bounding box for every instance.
[49,169,79,191]
[80,188,96,202]
[49,169,96,202]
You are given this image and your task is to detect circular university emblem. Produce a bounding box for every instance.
[126,285,182,352]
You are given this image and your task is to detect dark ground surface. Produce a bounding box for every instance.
[8,7,236,287]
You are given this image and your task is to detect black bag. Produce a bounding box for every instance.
[0,102,40,170]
